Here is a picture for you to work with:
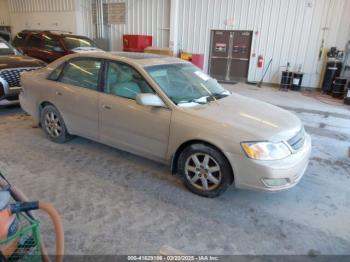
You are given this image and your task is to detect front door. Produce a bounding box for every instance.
[99,61,172,162]
[209,30,253,82]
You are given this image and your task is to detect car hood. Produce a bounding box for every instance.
[71,47,105,53]
[181,93,302,142]
[0,55,46,70]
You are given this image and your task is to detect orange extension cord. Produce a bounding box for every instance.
[0,181,64,262]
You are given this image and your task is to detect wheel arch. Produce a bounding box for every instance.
[38,101,55,126]
[171,139,235,184]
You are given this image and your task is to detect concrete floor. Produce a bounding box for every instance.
[0,83,349,255]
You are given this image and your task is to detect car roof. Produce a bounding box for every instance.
[62,52,189,67]
[19,30,88,39]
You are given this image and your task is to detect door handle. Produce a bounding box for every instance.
[55,91,62,96]
[103,105,112,110]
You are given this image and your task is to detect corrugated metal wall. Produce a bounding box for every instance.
[7,0,78,34]
[4,0,348,88]
[75,0,95,38]
[109,0,170,50]
[178,0,347,88]
[78,0,171,51]
[0,0,10,25]
[8,0,76,12]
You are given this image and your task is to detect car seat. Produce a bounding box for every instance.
[108,64,141,99]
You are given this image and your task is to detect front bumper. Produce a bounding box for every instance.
[0,77,22,101]
[226,134,312,192]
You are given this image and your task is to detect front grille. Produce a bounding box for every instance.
[0,81,4,99]
[287,128,306,151]
[0,68,39,88]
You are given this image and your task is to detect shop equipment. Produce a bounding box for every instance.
[344,82,350,105]
[180,52,205,70]
[321,47,344,94]
[279,62,293,90]
[0,172,64,262]
[332,78,347,98]
[291,65,304,91]
[123,35,152,52]
[144,47,173,56]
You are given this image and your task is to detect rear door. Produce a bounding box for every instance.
[48,58,102,140]
[229,31,253,81]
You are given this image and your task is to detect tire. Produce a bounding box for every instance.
[40,105,72,143]
[177,143,232,198]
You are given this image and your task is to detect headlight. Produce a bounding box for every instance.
[241,141,291,160]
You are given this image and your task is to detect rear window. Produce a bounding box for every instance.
[62,36,97,51]
[12,33,28,47]
[0,41,16,55]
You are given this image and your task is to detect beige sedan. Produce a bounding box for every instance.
[20,52,311,197]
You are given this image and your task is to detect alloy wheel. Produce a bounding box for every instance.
[44,111,62,138]
[185,153,222,191]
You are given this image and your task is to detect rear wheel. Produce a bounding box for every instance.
[41,105,72,143]
[178,143,232,198]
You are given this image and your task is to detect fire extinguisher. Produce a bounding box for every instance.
[257,55,264,68]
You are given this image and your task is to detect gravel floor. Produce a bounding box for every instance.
[0,84,349,255]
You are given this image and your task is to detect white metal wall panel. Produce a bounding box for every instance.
[84,0,171,51]
[75,0,94,38]
[0,0,10,25]
[7,0,78,34]
[178,0,348,88]
[8,0,75,12]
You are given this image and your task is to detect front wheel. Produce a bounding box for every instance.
[178,144,233,198]
[41,105,72,143]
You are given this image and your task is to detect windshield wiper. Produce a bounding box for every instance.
[178,97,208,105]
[207,90,231,101]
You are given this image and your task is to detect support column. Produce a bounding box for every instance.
[169,0,180,56]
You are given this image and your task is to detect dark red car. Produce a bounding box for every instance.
[12,30,103,63]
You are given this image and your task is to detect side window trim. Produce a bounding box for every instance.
[47,62,67,81]
[98,59,107,93]
[57,57,103,91]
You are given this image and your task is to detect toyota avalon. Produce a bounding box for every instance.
[19,52,311,197]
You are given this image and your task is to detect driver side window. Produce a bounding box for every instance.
[43,35,62,52]
[105,61,154,100]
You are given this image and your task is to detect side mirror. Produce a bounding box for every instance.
[53,46,64,53]
[136,93,166,108]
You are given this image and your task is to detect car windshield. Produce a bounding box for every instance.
[145,63,230,106]
[63,36,97,51]
[0,41,16,56]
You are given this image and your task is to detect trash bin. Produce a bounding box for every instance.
[291,72,304,91]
